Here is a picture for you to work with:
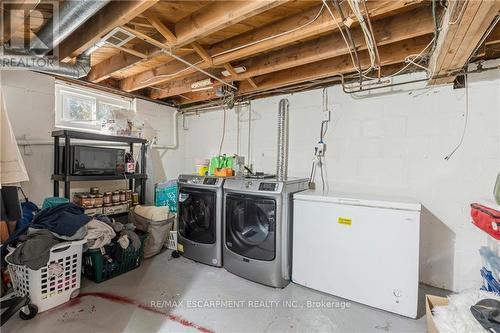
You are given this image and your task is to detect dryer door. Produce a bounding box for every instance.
[225,193,276,261]
[178,188,216,244]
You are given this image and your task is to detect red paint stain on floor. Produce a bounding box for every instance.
[78,292,214,333]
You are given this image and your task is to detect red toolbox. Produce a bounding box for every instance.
[471,203,500,240]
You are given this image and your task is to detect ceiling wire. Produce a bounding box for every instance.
[323,0,361,80]
[346,0,377,74]
[444,74,469,161]
[447,0,468,25]
[210,4,326,58]
[360,0,381,79]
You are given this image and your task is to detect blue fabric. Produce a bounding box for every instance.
[481,267,500,293]
[42,197,70,210]
[31,203,91,237]
[16,201,39,231]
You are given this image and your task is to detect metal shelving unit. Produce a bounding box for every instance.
[51,130,148,204]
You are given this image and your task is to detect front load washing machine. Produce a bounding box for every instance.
[223,177,308,287]
[177,175,225,267]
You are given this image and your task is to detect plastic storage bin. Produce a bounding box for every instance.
[81,230,148,283]
[5,239,86,313]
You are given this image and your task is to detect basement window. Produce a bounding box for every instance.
[55,82,134,133]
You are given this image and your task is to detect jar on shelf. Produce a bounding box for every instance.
[112,191,120,204]
[125,189,132,202]
[103,192,112,206]
[94,194,104,207]
[77,193,92,208]
[90,187,100,195]
[88,194,96,207]
[119,190,126,203]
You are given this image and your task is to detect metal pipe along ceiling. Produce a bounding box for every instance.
[30,0,110,55]
[1,0,110,78]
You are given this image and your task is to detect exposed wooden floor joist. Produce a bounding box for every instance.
[429,0,500,85]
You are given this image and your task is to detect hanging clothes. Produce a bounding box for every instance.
[0,89,29,186]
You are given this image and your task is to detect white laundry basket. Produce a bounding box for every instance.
[6,239,86,313]
[167,231,178,250]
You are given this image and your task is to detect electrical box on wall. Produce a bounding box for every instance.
[323,110,331,122]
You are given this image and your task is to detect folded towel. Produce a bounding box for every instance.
[133,205,170,221]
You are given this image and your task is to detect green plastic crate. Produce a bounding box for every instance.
[82,230,148,283]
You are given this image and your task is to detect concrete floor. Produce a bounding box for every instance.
[4,250,448,333]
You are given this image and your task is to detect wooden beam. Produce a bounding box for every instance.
[143,11,177,44]
[223,63,239,77]
[191,42,213,65]
[429,0,500,84]
[57,0,158,62]
[89,0,284,85]
[113,45,147,59]
[246,78,258,89]
[120,52,202,91]
[121,0,425,92]
[233,6,434,80]
[88,32,175,82]
[1,0,41,43]
[209,0,424,65]
[87,51,142,83]
[173,0,289,47]
[156,35,433,100]
[150,7,434,99]
[121,25,170,51]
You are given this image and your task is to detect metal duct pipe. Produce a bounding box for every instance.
[276,99,290,181]
[30,0,110,55]
[1,54,90,78]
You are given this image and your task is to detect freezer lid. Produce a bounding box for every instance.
[293,190,421,211]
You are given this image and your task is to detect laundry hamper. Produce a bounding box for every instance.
[5,239,86,313]
[81,230,148,283]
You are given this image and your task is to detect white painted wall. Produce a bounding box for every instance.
[177,63,500,292]
[0,70,179,206]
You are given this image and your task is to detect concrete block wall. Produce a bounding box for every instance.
[178,64,500,292]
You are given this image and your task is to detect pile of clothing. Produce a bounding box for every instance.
[8,203,91,270]
[6,203,142,270]
[89,214,142,265]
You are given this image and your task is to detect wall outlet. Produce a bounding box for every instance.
[322,110,331,122]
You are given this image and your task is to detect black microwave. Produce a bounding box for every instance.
[61,145,125,175]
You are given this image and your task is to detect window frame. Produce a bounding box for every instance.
[55,81,135,133]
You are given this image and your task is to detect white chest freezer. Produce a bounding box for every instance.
[292,191,421,318]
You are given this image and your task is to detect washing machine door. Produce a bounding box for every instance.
[225,193,276,261]
[178,188,216,244]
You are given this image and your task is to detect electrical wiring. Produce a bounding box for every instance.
[444,74,469,161]
[361,0,381,79]
[357,36,435,83]
[330,0,363,82]
[309,88,330,192]
[140,60,204,84]
[218,105,227,155]
[347,0,377,72]
[211,4,326,58]
[447,0,467,25]
[322,0,360,79]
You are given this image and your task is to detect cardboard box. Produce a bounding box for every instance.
[425,294,449,333]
